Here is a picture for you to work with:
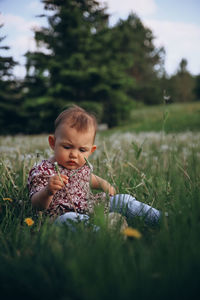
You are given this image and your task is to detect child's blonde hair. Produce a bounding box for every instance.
[54,105,97,140]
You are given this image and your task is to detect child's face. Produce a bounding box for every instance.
[48,123,96,170]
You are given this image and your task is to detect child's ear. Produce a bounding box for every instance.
[91,145,97,153]
[48,135,55,150]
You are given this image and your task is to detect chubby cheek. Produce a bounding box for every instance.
[78,154,86,163]
[78,152,88,164]
[55,148,69,160]
[82,151,93,161]
[82,150,90,157]
[84,153,90,159]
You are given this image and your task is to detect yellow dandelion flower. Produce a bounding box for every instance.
[3,197,13,202]
[24,218,34,226]
[123,227,142,239]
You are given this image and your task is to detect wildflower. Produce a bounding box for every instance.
[123,227,142,239]
[163,89,171,102]
[18,200,23,206]
[3,197,13,202]
[54,161,59,170]
[24,218,34,226]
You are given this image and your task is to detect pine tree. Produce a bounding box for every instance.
[109,13,165,105]
[169,59,195,102]
[194,74,200,101]
[24,0,134,127]
[0,24,23,134]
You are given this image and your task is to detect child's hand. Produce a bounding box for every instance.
[109,185,116,196]
[46,174,68,196]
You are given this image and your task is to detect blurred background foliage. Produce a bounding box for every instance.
[0,0,199,134]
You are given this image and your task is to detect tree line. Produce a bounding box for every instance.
[0,0,199,134]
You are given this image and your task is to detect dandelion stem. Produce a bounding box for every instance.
[54,162,78,214]
[84,157,93,170]
[54,162,64,183]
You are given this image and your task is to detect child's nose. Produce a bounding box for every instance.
[69,149,77,158]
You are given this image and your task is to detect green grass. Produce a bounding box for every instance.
[1,102,200,299]
[104,102,200,134]
[0,129,200,299]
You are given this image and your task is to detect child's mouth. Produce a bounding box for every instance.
[67,161,76,166]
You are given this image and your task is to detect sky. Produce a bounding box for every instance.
[0,0,200,78]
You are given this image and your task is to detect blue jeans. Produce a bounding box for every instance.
[55,194,161,226]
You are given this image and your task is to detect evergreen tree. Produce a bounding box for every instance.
[109,14,165,105]
[193,74,200,101]
[169,59,195,103]
[24,1,167,131]
[0,24,23,134]
[24,0,134,128]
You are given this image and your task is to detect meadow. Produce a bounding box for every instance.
[0,103,200,299]
[108,102,200,133]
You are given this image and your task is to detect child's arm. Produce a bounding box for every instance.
[91,174,116,196]
[31,174,68,210]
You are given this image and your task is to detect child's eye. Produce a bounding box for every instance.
[80,148,86,153]
[63,146,70,149]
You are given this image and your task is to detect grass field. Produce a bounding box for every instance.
[0,103,200,299]
[106,102,200,133]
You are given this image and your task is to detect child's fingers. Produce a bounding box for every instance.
[61,174,68,184]
[109,186,116,196]
[50,175,66,182]
[48,181,65,195]
[49,176,64,187]
[46,180,63,196]
[52,183,63,191]
[53,179,64,186]
[48,175,68,194]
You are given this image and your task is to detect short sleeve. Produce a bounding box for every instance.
[27,161,55,198]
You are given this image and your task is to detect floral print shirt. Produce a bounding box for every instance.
[28,159,107,217]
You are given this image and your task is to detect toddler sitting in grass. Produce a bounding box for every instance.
[28,105,161,227]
